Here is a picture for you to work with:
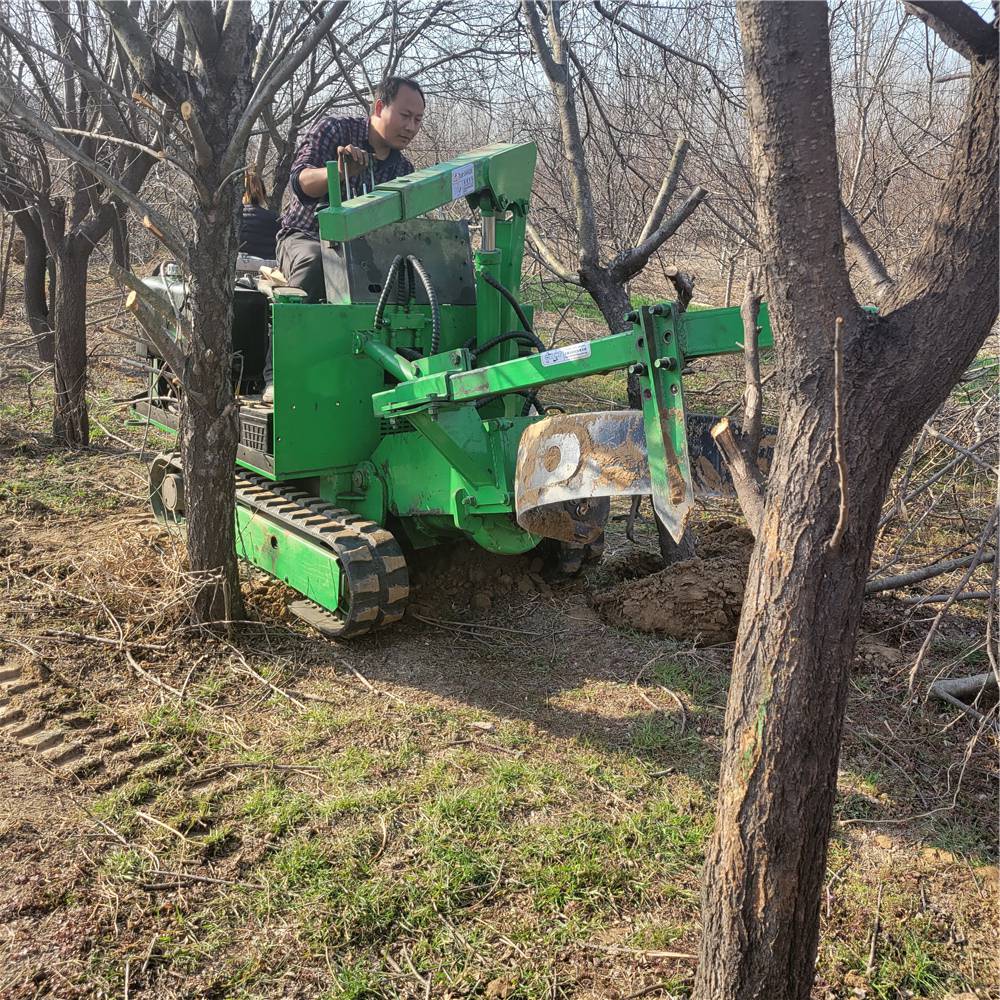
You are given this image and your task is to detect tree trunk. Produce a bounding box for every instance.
[0,211,10,317]
[110,202,130,270]
[268,133,295,214]
[581,267,631,334]
[15,212,55,364]
[695,5,998,999]
[51,244,90,447]
[695,374,896,997]
[180,202,244,623]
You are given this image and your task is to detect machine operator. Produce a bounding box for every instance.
[262,76,426,403]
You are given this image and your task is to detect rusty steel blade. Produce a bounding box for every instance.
[515,411,660,544]
[514,412,774,544]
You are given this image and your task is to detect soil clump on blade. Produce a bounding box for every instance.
[592,521,754,643]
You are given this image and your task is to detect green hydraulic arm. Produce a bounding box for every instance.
[317,142,537,242]
[363,302,774,542]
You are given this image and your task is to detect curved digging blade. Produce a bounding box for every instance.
[514,411,658,544]
[514,411,776,545]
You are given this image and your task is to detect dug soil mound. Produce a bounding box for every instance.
[593,521,754,643]
[406,540,566,616]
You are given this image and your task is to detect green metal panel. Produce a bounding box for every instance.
[679,303,773,358]
[495,215,529,324]
[234,505,343,612]
[474,249,503,350]
[372,416,539,554]
[479,142,537,209]
[635,309,693,538]
[270,302,383,476]
[270,302,490,478]
[318,190,402,241]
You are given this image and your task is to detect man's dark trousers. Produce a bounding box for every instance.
[262,232,325,386]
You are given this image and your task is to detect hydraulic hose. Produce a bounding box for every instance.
[470,330,546,360]
[395,257,413,307]
[405,254,440,354]
[473,389,560,416]
[475,389,535,411]
[374,254,404,329]
[482,271,534,334]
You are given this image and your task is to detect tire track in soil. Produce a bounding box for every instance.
[0,661,171,793]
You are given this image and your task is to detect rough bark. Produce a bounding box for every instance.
[694,4,998,999]
[169,34,253,624]
[14,210,55,364]
[0,212,11,317]
[181,209,242,622]
[580,269,631,334]
[51,244,89,447]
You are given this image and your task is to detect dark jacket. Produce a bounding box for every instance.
[277,115,414,241]
[239,203,279,259]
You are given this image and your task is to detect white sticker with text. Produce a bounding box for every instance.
[451,163,475,200]
[540,341,592,367]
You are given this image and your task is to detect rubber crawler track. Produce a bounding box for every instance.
[233,471,409,639]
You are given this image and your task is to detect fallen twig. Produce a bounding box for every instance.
[412,613,547,636]
[135,810,194,844]
[865,550,995,595]
[900,590,990,605]
[579,941,696,961]
[929,672,999,728]
[347,664,407,705]
[907,510,998,692]
[866,881,883,976]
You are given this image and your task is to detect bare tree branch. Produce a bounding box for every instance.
[96,0,189,104]
[224,1,349,175]
[593,0,739,101]
[904,2,997,63]
[638,135,689,245]
[866,548,996,594]
[840,203,894,304]
[612,185,707,281]
[740,269,764,456]
[0,77,188,263]
[525,221,581,285]
[711,417,766,536]
[522,0,600,270]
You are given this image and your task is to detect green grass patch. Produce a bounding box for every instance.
[837,923,961,999]
[242,783,315,837]
[651,657,728,707]
[0,471,120,515]
[925,813,997,863]
[629,713,704,762]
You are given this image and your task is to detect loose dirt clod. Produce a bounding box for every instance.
[592,522,754,643]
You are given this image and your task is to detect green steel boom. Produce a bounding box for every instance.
[318,143,537,242]
[135,140,774,640]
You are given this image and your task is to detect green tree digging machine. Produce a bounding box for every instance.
[135,142,772,638]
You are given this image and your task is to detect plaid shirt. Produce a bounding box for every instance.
[277,115,414,241]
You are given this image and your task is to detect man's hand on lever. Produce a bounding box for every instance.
[338,144,369,177]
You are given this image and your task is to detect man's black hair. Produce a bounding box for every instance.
[374,76,425,107]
